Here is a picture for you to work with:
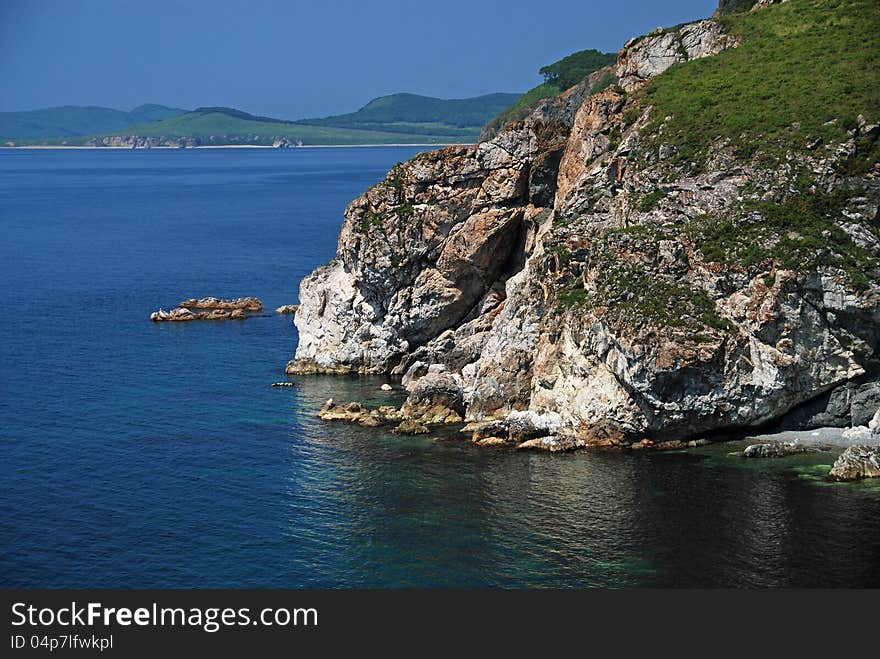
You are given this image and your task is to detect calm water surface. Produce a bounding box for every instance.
[1,148,878,588]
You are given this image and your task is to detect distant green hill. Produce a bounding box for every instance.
[3,93,522,146]
[106,105,465,146]
[115,93,522,145]
[294,92,522,138]
[0,104,186,141]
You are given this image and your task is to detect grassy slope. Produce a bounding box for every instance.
[556,0,880,321]
[639,0,880,168]
[0,104,185,141]
[595,0,880,310]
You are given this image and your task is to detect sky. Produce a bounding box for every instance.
[0,0,718,119]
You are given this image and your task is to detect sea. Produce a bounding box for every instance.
[1,147,879,588]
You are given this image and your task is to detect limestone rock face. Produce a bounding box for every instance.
[290,14,880,448]
[616,20,736,93]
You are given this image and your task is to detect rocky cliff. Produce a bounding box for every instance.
[288,0,880,449]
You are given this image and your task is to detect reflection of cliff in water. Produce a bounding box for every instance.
[283,375,880,587]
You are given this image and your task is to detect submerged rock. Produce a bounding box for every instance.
[517,435,584,453]
[316,398,403,427]
[392,419,431,435]
[828,445,880,481]
[271,382,296,387]
[742,442,819,458]
[474,436,507,447]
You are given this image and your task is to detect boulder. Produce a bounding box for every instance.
[516,435,582,453]
[506,410,562,442]
[400,373,464,424]
[828,445,880,481]
[275,304,299,314]
[464,419,509,441]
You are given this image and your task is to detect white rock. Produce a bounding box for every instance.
[869,408,880,434]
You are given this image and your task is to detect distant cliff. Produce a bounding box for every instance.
[288,0,880,448]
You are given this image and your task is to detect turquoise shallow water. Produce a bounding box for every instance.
[1,147,879,588]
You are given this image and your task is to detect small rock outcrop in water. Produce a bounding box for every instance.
[317,399,404,428]
[180,297,262,311]
[828,446,880,482]
[150,307,247,322]
[150,296,262,321]
[275,304,299,314]
[287,2,880,451]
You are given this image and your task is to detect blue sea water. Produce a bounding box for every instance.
[1,147,879,588]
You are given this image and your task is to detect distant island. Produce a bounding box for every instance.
[0,93,522,147]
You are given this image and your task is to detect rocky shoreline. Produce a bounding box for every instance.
[315,392,880,480]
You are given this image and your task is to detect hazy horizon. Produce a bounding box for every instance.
[0,93,525,123]
[1,0,716,119]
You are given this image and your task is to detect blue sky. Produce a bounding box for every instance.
[0,0,717,119]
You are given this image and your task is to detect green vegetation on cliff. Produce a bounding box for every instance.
[714,0,755,15]
[696,186,878,290]
[538,49,618,91]
[640,0,880,169]
[554,227,735,333]
[482,49,616,138]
